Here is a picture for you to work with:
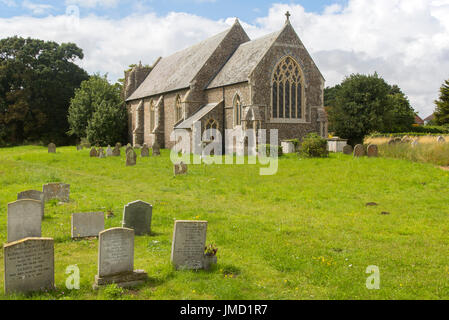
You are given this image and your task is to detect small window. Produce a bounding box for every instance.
[175,95,183,122]
[233,95,242,127]
[149,100,156,132]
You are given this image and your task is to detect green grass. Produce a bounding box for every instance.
[0,146,449,300]
[379,142,449,167]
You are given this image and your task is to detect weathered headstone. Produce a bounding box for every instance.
[93,228,147,289]
[141,144,150,157]
[152,140,160,156]
[17,190,45,219]
[367,144,379,157]
[42,183,70,202]
[98,147,106,158]
[126,144,133,154]
[343,145,353,155]
[281,141,295,154]
[126,148,137,166]
[4,238,54,295]
[122,201,152,236]
[174,162,188,175]
[112,145,121,157]
[106,146,113,157]
[48,143,56,153]
[7,200,42,243]
[171,220,208,270]
[71,212,105,239]
[90,147,98,157]
[353,144,365,158]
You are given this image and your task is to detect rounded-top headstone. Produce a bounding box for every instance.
[141,144,150,157]
[353,144,365,157]
[126,148,137,166]
[122,200,152,235]
[367,144,379,157]
[152,140,160,156]
[90,147,98,157]
[98,228,134,277]
[437,136,446,143]
[343,145,353,155]
[17,190,45,219]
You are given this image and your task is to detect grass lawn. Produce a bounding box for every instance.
[0,146,449,300]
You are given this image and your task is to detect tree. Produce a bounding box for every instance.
[0,36,88,145]
[434,79,449,125]
[68,75,127,145]
[327,73,415,144]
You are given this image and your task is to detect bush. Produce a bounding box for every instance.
[300,133,329,158]
[257,144,283,157]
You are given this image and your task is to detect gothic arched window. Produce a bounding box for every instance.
[204,118,219,141]
[149,99,156,132]
[272,56,304,120]
[175,94,183,122]
[233,94,242,127]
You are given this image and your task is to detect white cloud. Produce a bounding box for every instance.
[64,0,119,8]
[0,0,447,116]
[21,0,53,15]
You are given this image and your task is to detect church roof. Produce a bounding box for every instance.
[175,102,221,129]
[207,30,281,89]
[127,28,233,101]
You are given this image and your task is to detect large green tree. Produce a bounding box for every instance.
[68,75,127,146]
[0,36,88,145]
[327,73,415,144]
[434,79,449,125]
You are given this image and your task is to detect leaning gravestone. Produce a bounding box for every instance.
[343,145,353,155]
[122,201,152,235]
[42,183,70,202]
[174,162,188,176]
[17,190,45,219]
[3,237,54,295]
[171,220,208,270]
[106,146,113,157]
[152,140,160,156]
[367,144,379,158]
[141,144,150,157]
[353,144,365,158]
[90,147,98,157]
[93,228,147,289]
[48,143,56,153]
[126,148,137,166]
[98,147,106,158]
[71,212,105,239]
[8,200,42,243]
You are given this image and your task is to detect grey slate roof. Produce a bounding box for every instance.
[175,102,221,129]
[127,28,232,101]
[207,30,281,89]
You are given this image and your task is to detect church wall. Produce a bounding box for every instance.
[163,89,189,149]
[143,98,152,146]
[127,100,141,144]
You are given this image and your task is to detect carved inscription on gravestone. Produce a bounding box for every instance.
[98,228,134,277]
[171,221,207,270]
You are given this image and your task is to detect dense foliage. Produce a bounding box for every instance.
[300,133,329,158]
[0,36,88,146]
[68,75,127,146]
[434,79,449,125]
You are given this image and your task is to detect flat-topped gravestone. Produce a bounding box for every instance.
[17,190,44,219]
[152,140,160,156]
[48,143,56,153]
[4,238,54,295]
[141,144,150,157]
[353,144,365,158]
[93,228,147,289]
[90,147,98,157]
[122,201,152,235]
[106,146,113,157]
[8,200,42,243]
[42,183,70,202]
[174,162,188,176]
[171,220,208,270]
[126,148,137,166]
[343,145,353,155]
[71,212,105,239]
[98,147,105,158]
[367,144,379,157]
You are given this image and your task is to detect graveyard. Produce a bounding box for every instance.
[0,145,449,300]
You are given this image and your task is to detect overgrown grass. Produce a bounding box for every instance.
[378,142,449,167]
[0,146,449,300]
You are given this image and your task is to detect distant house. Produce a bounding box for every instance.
[424,113,435,125]
[414,114,424,126]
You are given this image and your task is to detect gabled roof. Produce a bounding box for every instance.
[175,102,221,129]
[127,27,234,101]
[424,113,435,122]
[207,30,281,89]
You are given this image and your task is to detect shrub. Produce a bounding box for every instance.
[300,133,329,158]
[257,144,283,157]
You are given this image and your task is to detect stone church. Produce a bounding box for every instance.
[123,13,328,150]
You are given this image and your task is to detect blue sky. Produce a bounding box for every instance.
[0,0,348,21]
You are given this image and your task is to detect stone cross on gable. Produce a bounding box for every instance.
[285,11,291,21]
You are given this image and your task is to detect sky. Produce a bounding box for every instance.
[0,0,448,117]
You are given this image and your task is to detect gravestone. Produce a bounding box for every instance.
[106,146,113,157]
[122,201,152,235]
[152,140,160,156]
[126,148,137,166]
[90,147,98,157]
[8,200,42,243]
[126,144,133,154]
[353,144,365,158]
[171,220,208,270]
[116,142,122,149]
[141,144,150,157]
[4,238,54,295]
[17,190,45,219]
[98,147,106,158]
[76,145,83,151]
[42,183,70,202]
[437,136,446,143]
[281,141,296,154]
[93,228,147,289]
[71,212,105,239]
[367,144,379,157]
[174,162,188,175]
[343,145,353,155]
[112,145,121,157]
[48,143,56,153]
